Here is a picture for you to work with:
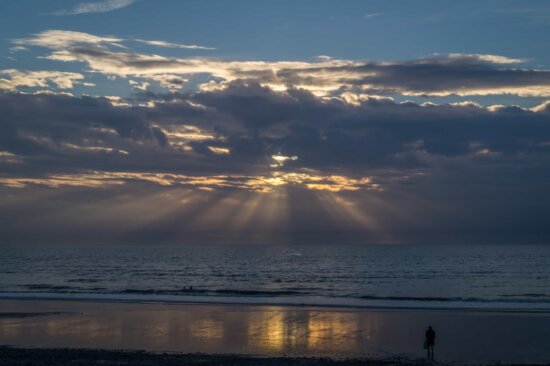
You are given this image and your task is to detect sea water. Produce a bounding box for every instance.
[1,244,550,311]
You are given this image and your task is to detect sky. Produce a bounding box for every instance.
[1,0,550,244]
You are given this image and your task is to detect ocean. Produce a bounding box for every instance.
[1,244,550,311]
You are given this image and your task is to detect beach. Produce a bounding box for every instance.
[1,299,550,364]
[0,348,454,366]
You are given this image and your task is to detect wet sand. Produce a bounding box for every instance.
[1,299,550,363]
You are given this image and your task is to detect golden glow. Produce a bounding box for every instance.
[307,313,359,350]
[0,171,380,192]
[190,319,224,340]
[244,309,365,354]
[158,124,217,149]
[0,301,389,356]
[207,146,230,155]
[271,154,298,168]
[63,143,129,155]
[263,312,285,351]
[0,170,395,242]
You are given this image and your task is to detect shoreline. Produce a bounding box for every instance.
[2,292,550,313]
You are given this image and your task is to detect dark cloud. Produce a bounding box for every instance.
[2,85,550,176]
[189,83,550,166]
[1,86,550,244]
[3,30,550,244]
[273,54,550,96]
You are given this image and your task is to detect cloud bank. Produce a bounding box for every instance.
[2,29,550,244]
[1,84,550,243]
[8,30,550,97]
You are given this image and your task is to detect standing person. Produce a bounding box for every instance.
[424,326,436,359]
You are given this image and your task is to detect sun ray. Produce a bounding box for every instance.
[313,191,393,243]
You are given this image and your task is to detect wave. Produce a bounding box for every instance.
[122,289,304,296]
[360,295,460,302]
[17,285,306,297]
[10,284,550,307]
[22,284,79,291]
[67,279,101,283]
[211,289,303,296]
[501,293,548,298]
[2,291,550,312]
[131,290,550,305]
[358,294,550,304]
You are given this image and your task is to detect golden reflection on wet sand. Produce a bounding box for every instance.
[2,299,550,362]
[0,301,380,356]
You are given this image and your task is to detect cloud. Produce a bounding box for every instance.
[9,46,28,53]
[134,39,215,50]
[129,79,151,91]
[53,0,136,15]
[271,154,298,168]
[13,30,124,49]
[15,30,550,97]
[0,69,85,90]
[0,171,380,193]
[50,48,550,96]
[207,146,230,155]
[0,151,23,164]
[532,100,550,113]
[364,12,383,19]
[1,85,550,243]
[4,22,550,243]
[445,53,526,64]
[1,85,550,182]
[148,74,189,92]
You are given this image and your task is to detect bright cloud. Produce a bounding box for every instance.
[13,30,550,97]
[13,30,124,49]
[0,170,380,193]
[208,146,230,155]
[0,69,85,90]
[134,39,215,50]
[271,154,298,168]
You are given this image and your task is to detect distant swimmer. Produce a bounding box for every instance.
[424,326,436,359]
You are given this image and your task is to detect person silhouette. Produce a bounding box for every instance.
[424,326,436,359]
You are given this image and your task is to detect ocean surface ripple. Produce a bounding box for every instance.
[1,244,550,311]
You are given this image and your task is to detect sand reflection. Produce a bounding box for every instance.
[307,312,359,350]
[2,300,550,362]
[244,308,363,354]
[191,319,224,340]
[0,301,369,356]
